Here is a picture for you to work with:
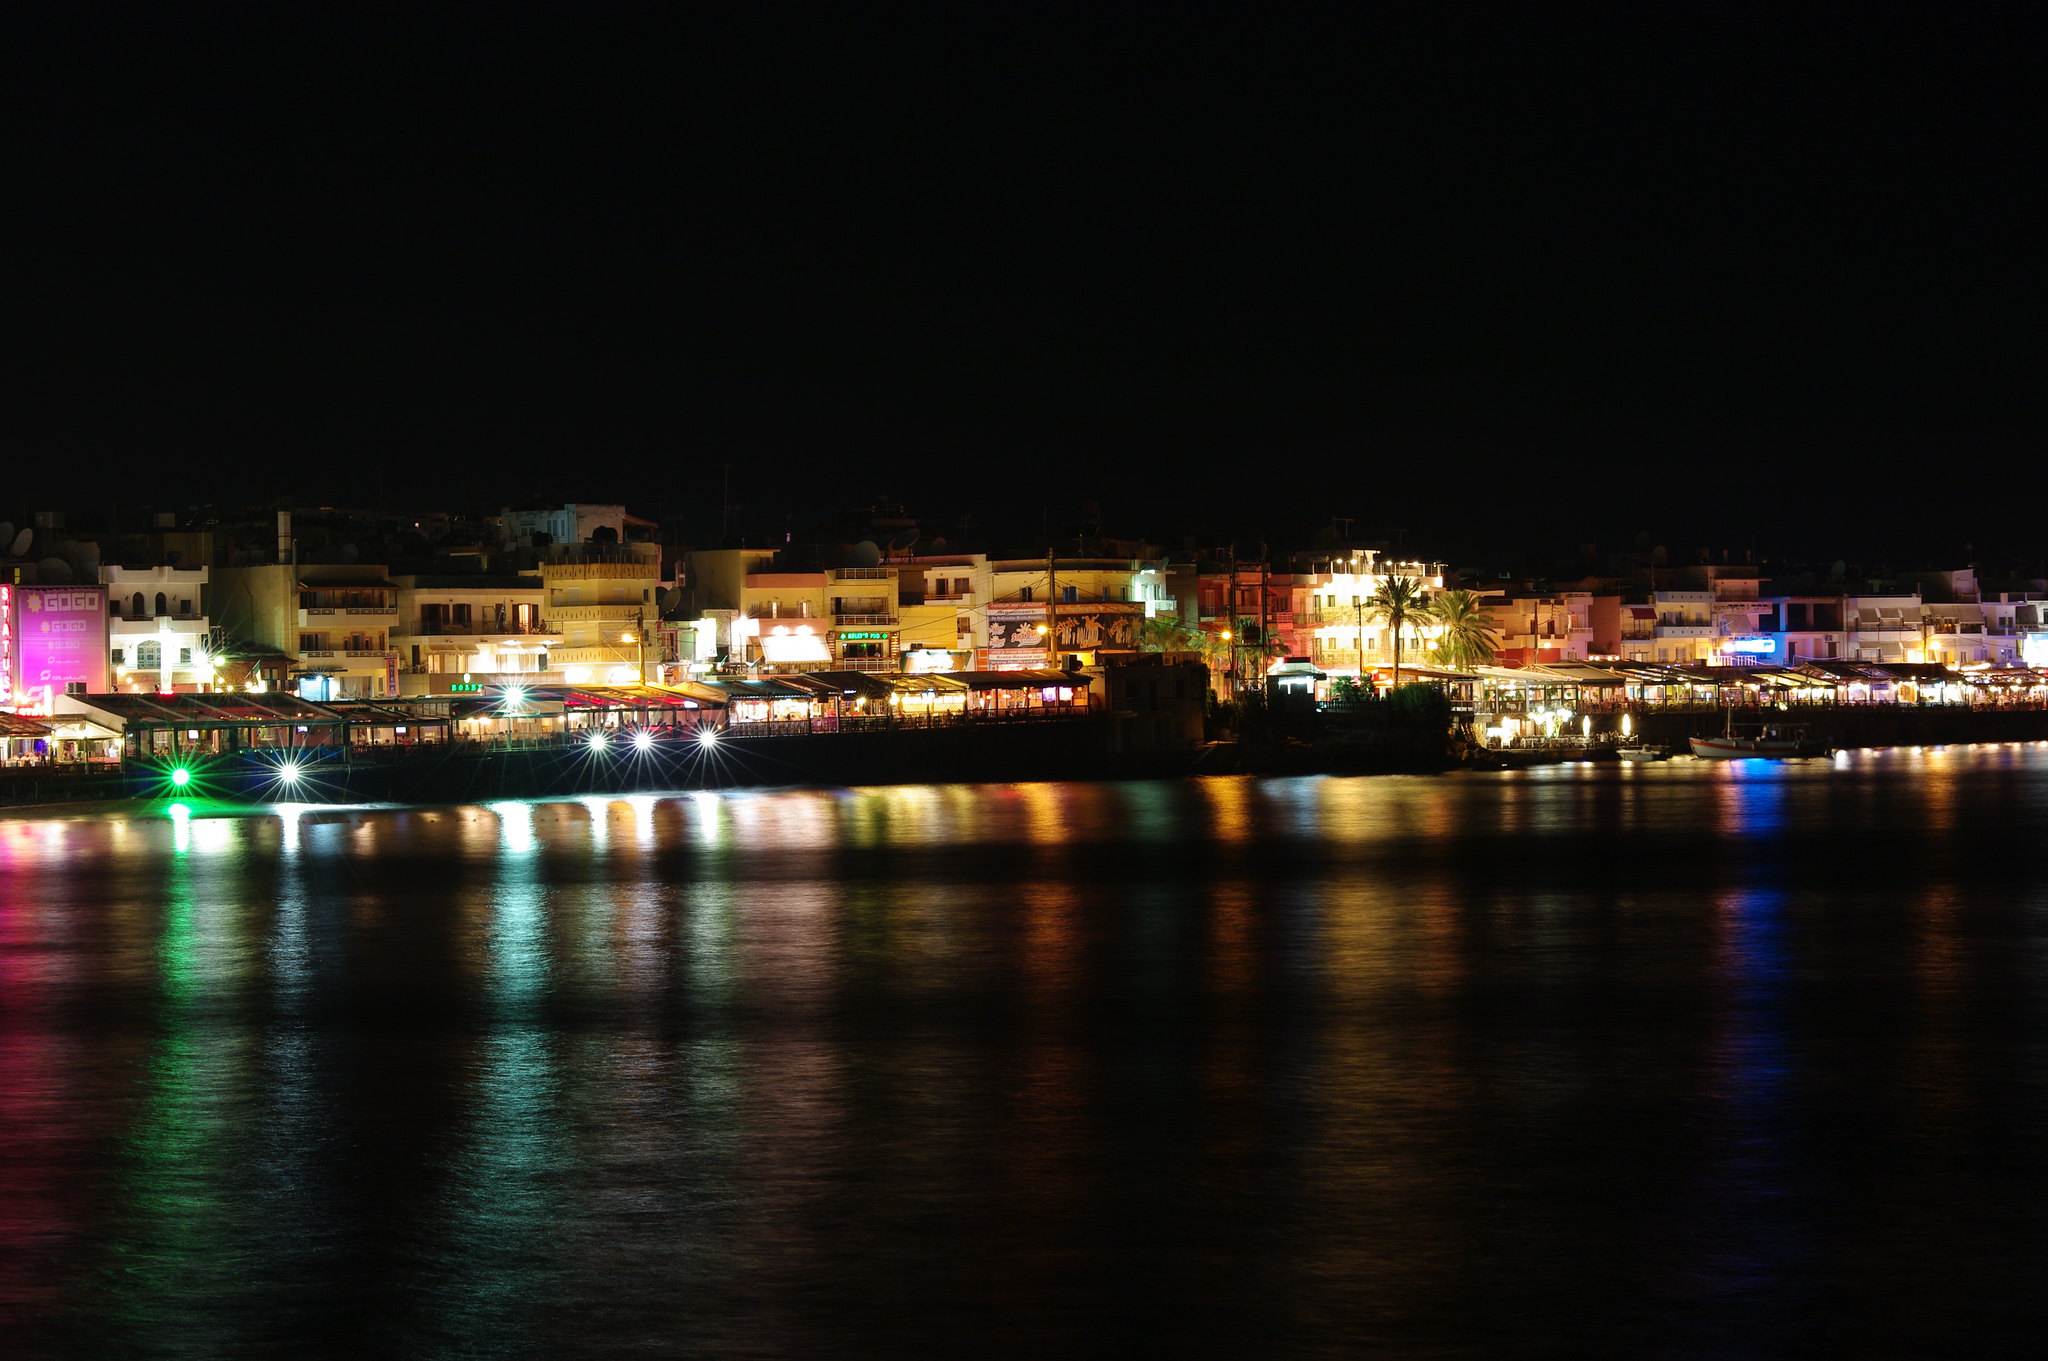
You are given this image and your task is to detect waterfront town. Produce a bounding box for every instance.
[2,498,2047,776]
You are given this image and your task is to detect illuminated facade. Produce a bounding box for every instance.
[1300,553,1448,679]
[105,565,213,693]
[540,541,660,684]
[390,572,559,695]
[984,557,1165,670]
[210,563,401,699]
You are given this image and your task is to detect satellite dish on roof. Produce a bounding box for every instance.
[659,586,683,612]
[339,544,359,562]
[847,540,882,568]
[888,529,920,553]
[37,557,73,583]
[8,528,29,558]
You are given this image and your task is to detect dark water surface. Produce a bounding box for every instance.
[7,746,2048,1358]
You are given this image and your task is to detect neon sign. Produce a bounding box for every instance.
[1725,637,1776,654]
[0,582,12,708]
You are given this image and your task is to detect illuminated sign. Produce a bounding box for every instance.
[837,631,889,640]
[2022,633,2048,668]
[1725,636,1776,654]
[0,582,11,708]
[11,585,109,705]
[449,682,483,693]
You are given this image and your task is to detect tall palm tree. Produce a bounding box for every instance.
[1426,589,1502,671]
[1362,575,1428,691]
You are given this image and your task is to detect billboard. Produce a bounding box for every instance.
[1051,601,1141,652]
[10,585,110,710]
[987,603,1049,664]
[988,601,1143,664]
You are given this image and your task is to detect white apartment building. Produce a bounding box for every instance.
[105,564,213,692]
[1299,552,1448,678]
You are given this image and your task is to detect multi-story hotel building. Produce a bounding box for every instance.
[540,541,660,685]
[208,562,401,699]
[389,571,558,695]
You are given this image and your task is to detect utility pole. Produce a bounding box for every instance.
[1354,594,1365,689]
[1258,539,1271,681]
[1226,547,1239,695]
[1045,548,1060,669]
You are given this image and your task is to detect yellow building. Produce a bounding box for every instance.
[541,542,660,685]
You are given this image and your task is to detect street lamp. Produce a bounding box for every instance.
[620,631,646,684]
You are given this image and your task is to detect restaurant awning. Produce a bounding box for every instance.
[951,670,1094,690]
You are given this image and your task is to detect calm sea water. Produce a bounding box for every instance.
[6,747,2048,1358]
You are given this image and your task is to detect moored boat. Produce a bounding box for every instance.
[1616,745,1669,762]
[1688,714,1829,759]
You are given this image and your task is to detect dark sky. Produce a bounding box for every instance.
[10,6,2043,562]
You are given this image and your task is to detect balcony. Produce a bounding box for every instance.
[831,567,892,580]
[111,615,208,635]
[402,620,559,638]
[548,604,645,623]
[302,607,395,626]
[834,612,898,625]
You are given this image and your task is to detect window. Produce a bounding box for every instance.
[111,648,126,666]
[954,578,970,596]
[1062,586,1078,603]
[132,592,146,617]
[155,592,168,615]
[178,648,193,666]
[136,641,161,669]
[1019,587,1033,602]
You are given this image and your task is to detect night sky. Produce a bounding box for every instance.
[12,8,2043,563]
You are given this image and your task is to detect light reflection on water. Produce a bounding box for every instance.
[3,747,2048,1356]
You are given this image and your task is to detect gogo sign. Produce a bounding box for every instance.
[10,585,110,709]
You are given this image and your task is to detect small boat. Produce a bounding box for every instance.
[1616,745,1669,762]
[1689,713,1829,759]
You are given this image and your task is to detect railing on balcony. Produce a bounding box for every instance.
[831,567,892,580]
[549,604,645,622]
[404,621,557,637]
[834,612,898,625]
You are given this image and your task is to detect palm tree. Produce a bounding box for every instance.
[1426,589,1501,671]
[1362,575,1428,691]
[1138,615,1204,654]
